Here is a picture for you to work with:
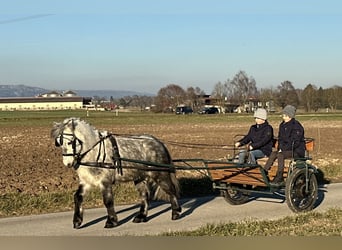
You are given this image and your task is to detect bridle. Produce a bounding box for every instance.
[54,119,117,169]
[55,131,84,159]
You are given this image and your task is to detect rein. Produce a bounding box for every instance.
[164,140,235,150]
[78,157,177,172]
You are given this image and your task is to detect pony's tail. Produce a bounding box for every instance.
[153,172,180,201]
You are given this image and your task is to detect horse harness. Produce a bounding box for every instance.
[54,118,180,173]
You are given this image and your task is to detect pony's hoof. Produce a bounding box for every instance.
[104,221,118,228]
[133,214,148,223]
[172,213,181,220]
[73,222,82,229]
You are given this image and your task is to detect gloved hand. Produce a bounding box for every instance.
[235,142,240,148]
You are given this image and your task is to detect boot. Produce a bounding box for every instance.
[261,168,269,182]
[271,171,284,186]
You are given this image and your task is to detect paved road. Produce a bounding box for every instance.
[0,183,341,236]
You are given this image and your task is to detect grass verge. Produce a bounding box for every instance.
[160,208,342,236]
[0,183,139,218]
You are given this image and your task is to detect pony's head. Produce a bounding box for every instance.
[51,117,85,168]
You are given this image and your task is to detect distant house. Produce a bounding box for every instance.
[0,90,85,111]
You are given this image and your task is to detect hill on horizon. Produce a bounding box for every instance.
[0,85,154,98]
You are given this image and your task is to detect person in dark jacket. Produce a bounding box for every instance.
[263,105,305,185]
[235,108,274,164]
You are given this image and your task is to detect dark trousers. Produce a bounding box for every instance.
[264,151,294,173]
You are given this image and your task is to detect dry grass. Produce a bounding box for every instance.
[161,208,342,236]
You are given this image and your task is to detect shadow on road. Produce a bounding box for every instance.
[314,185,326,209]
[238,184,326,209]
[79,195,217,228]
[79,204,140,229]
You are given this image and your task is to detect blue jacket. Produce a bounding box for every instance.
[278,118,305,157]
[239,121,274,156]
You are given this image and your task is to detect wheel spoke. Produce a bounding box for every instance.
[222,185,249,205]
[285,168,318,212]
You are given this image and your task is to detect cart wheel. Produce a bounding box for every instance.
[222,185,249,205]
[285,168,318,212]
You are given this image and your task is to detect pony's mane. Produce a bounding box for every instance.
[50,117,98,139]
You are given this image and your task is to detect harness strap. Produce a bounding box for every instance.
[74,133,113,169]
[109,135,122,175]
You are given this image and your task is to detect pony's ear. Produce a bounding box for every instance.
[51,122,62,138]
[53,122,60,127]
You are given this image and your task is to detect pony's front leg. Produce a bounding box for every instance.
[101,184,118,228]
[133,180,149,223]
[73,184,85,229]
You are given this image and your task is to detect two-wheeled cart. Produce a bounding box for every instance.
[172,138,318,212]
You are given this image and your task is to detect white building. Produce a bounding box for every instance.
[0,91,84,111]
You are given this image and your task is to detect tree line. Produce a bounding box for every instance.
[98,70,341,113]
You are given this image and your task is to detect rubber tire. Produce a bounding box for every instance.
[222,185,249,205]
[285,168,318,212]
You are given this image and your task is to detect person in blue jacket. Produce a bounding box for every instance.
[235,108,274,164]
[264,105,305,185]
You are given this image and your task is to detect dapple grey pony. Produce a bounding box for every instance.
[51,117,181,228]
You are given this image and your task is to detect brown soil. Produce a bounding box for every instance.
[1,120,341,195]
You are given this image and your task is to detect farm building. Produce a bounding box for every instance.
[0,91,88,111]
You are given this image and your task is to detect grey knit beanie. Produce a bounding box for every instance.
[282,105,296,118]
[254,108,267,120]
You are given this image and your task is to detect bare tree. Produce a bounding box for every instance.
[259,87,277,111]
[154,84,186,112]
[211,81,226,107]
[186,86,205,111]
[259,87,276,105]
[316,87,325,110]
[324,86,341,111]
[130,95,154,111]
[276,80,299,108]
[301,84,318,112]
[224,71,258,106]
[212,81,225,98]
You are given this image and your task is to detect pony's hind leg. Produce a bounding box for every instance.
[133,180,149,223]
[170,194,182,220]
[73,184,85,229]
[101,183,118,228]
[156,177,182,220]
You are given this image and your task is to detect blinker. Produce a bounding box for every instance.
[55,135,63,147]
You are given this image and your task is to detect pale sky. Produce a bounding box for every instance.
[1,0,341,94]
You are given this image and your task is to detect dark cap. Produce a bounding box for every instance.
[282,105,296,118]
